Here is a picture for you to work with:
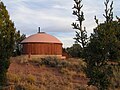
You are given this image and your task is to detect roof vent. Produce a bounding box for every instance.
[38,27,45,33]
[38,27,41,33]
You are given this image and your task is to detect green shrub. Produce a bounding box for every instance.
[40,57,72,69]
[59,61,70,68]
[40,57,59,67]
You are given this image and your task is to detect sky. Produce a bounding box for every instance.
[2,0,120,48]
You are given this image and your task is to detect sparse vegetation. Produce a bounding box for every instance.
[4,56,89,90]
[0,55,118,90]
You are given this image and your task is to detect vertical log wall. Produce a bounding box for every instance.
[22,43,62,55]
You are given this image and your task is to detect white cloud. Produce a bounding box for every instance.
[2,0,120,47]
[52,5,67,9]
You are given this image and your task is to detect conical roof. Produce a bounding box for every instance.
[21,32,62,44]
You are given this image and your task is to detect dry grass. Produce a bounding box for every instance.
[110,65,120,90]
[5,56,89,90]
[5,56,119,90]
[0,56,109,90]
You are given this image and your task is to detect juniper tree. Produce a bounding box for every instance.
[94,0,120,62]
[66,44,82,58]
[72,0,87,49]
[0,1,16,86]
[84,0,120,89]
[14,30,26,56]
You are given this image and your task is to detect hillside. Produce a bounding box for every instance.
[0,56,119,90]
[4,56,97,90]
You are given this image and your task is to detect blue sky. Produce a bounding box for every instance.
[2,0,120,47]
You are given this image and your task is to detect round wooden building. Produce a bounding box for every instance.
[21,32,62,57]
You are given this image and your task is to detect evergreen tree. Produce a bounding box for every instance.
[94,21,120,62]
[66,44,82,58]
[84,0,120,89]
[72,0,87,49]
[14,30,26,56]
[0,1,16,86]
